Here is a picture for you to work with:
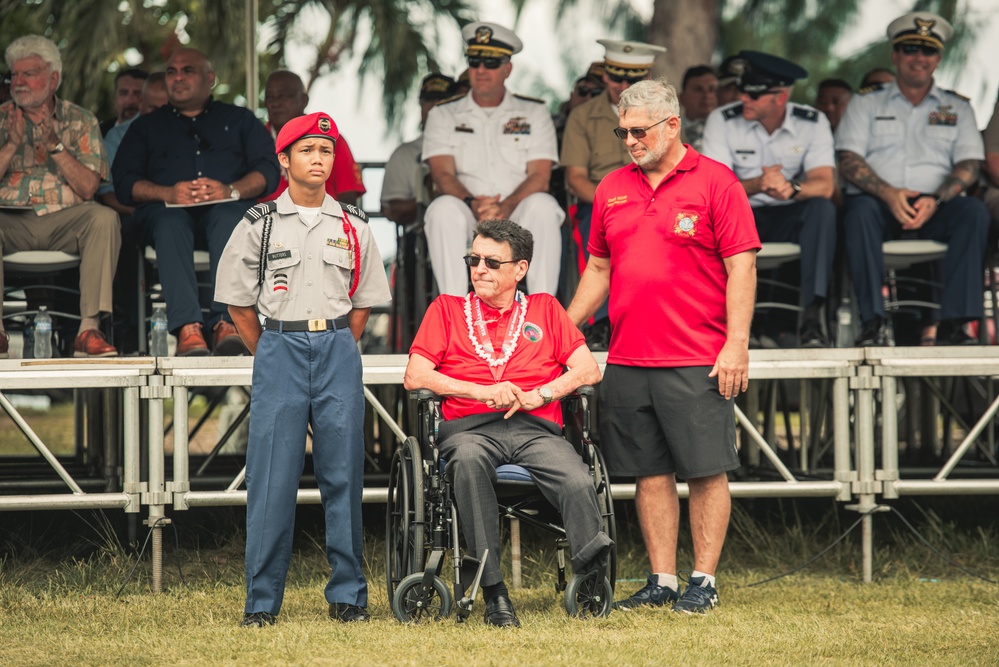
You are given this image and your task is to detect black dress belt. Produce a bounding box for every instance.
[264,316,350,332]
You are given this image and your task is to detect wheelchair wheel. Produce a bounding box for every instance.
[565,572,613,618]
[392,573,454,622]
[386,437,425,601]
[590,443,618,589]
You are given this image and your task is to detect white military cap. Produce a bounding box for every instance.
[596,39,667,79]
[887,12,953,51]
[462,22,523,57]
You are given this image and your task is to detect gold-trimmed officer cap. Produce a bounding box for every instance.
[274,111,339,154]
[420,73,456,101]
[736,50,807,93]
[462,22,523,58]
[887,12,952,51]
[596,39,666,79]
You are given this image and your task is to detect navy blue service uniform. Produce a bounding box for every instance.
[215,116,391,620]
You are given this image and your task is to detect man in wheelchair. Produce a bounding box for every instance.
[404,219,614,627]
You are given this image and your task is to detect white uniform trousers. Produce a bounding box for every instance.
[424,192,565,295]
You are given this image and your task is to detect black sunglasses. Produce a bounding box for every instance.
[607,72,645,85]
[463,254,517,270]
[742,88,782,101]
[467,57,508,70]
[575,86,603,97]
[898,43,940,57]
[613,116,671,140]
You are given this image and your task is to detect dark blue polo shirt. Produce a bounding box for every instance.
[113,97,280,206]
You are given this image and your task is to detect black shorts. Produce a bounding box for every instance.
[599,364,739,479]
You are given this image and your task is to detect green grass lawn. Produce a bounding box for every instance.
[1,501,998,666]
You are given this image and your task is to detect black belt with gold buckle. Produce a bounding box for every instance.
[263,316,350,332]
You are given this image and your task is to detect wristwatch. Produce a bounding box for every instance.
[789,180,802,199]
[463,195,475,209]
[48,142,65,155]
[538,387,554,405]
[228,184,241,201]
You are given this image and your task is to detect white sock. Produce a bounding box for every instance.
[79,316,100,333]
[691,570,716,588]
[653,572,678,591]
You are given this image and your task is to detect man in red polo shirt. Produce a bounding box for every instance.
[404,219,613,628]
[568,78,760,614]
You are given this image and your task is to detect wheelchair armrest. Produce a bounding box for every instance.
[408,389,440,402]
[568,385,595,398]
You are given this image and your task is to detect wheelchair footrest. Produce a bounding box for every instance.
[456,550,489,620]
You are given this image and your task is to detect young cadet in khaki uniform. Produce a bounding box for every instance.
[215,112,391,627]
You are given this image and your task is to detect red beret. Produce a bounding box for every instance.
[274,112,339,153]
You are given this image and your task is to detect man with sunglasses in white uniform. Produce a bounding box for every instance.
[422,22,563,297]
[702,50,837,348]
[835,12,988,347]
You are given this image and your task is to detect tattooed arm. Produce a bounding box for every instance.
[838,149,921,227]
[934,159,980,202]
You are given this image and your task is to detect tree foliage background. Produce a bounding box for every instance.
[0,0,981,125]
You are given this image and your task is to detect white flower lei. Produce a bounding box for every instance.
[463,291,528,368]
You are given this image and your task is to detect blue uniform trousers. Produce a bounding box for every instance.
[843,194,988,323]
[135,200,249,332]
[753,198,837,309]
[243,326,367,615]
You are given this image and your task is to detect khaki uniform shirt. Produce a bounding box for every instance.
[215,190,391,319]
[380,136,426,205]
[0,98,108,215]
[559,90,630,185]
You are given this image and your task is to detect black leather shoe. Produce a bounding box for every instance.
[241,611,276,627]
[799,320,828,348]
[935,320,978,346]
[329,603,370,622]
[483,594,521,628]
[855,317,888,347]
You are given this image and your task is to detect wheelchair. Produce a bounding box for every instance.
[385,386,617,622]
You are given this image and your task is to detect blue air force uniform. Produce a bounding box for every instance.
[215,114,391,617]
[835,80,988,324]
[702,98,837,310]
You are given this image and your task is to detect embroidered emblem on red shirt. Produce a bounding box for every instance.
[522,322,543,342]
[674,212,698,237]
[606,195,628,207]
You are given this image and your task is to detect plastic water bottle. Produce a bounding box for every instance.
[835,298,852,348]
[150,305,169,357]
[33,306,53,359]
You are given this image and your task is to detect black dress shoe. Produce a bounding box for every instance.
[329,603,371,622]
[935,320,978,346]
[483,594,521,628]
[855,317,888,347]
[241,611,277,627]
[799,320,828,348]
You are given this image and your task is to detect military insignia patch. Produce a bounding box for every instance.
[475,26,492,43]
[522,322,543,343]
[318,117,331,133]
[928,105,958,126]
[327,237,350,249]
[915,17,936,36]
[674,212,698,237]
[503,117,531,135]
[273,273,288,292]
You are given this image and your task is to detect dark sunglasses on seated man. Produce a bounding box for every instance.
[606,72,645,85]
[463,254,518,270]
[741,88,783,101]
[467,57,509,70]
[896,43,940,56]
[575,86,603,98]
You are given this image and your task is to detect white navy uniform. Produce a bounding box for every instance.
[702,100,837,309]
[422,90,565,296]
[834,81,988,324]
[215,190,391,617]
